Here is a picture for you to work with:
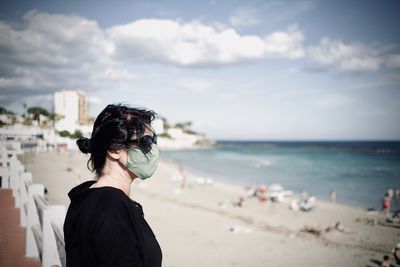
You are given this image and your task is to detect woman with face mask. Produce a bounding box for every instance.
[63,104,162,267]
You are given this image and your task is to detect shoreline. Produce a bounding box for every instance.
[160,155,385,212]
[159,145,400,212]
[19,150,400,267]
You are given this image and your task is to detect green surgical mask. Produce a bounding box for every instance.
[126,144,159,179]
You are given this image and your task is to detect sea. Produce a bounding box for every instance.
[161,141,400,211]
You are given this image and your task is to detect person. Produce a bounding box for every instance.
[380,255,390,267]
[392,209,400,223]
[63,104,162,267]
[394,243,400,265]
[330,189,336,203]
[232,196,245,207]
[388,188,394,199]
[382,193,391,214]
[299,196,316,211]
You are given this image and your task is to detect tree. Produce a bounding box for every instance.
[27,106,50,122]
[71,130,83,139]
[58,129,83,139]
[0,106,13,115]
[59,130,70,138]
[175,121,192,130]
[48,113,64,127]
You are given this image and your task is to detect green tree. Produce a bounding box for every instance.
[58,130,83,139]
[175,121,192,130]
[0,106,13,115]
[27,106,50,122]
[71,130,83,139]
[58,130,71,138]
[48,113,64,127]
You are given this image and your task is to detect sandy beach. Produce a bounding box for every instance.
[19,150,400,267]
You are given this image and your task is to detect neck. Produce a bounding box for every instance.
[96,172,133,196]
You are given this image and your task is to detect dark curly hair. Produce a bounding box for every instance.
[76,104,156,176]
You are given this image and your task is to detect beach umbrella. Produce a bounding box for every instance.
[269,183,283,192]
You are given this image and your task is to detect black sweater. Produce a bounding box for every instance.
[64,180,162,267]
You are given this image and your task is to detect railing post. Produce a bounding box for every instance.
[42,206,66,267]
[26,184,44,257]
[0,166,10,188]
[9,159,22,207]
[19,172,32,227]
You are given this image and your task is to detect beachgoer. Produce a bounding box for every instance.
[394,243,400,264]
[330,190,336,203]
[334,222,352,234]
[380,255,390,267]
[299,196,316,211]
[388,188,394,199]
[395,189,400,199]
[232,196,245,207]
[301,225,323,236]
[323,222,352,234]
[257,184,267,203]
[392,209,400,223]
[246,185,258,198]
[382,193,391,214]
[178,165,186,189]
[300,190,309,200]
[64,104,162,267]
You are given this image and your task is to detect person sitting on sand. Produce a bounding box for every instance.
[393,243,400,265]
[300,189,309,200]
[324,222,352,234]
[299,196,316,211]
[334,222,352,234]
[232,196,245,207]
[392,209,400,223]
[246,185,258,198]
[380,255,390,267]
[301,225,323,236]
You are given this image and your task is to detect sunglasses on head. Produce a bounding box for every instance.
[127,134,158,154]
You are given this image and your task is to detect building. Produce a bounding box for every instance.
[53,89,89,132]
[151,117,165,135]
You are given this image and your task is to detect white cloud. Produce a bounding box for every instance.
[2,9,399,115]
[308,38,382,72]
[107,19,305,66]
[0,11,305,101]
[0,11,134,107]
[264,24,304,59]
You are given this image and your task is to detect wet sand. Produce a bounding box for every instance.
[20,150,400,267]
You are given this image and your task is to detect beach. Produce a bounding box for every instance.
[20,150,399,267]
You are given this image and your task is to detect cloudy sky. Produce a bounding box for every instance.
[0,0,399,140]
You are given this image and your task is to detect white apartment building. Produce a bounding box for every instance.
[151,117,165,135]
[54,89,89,132]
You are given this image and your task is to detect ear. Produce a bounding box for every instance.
[107,149,122,160]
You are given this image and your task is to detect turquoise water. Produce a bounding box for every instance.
[161,141,400,210]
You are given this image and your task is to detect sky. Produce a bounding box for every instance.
[0,0,399,140]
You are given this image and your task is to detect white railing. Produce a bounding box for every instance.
[0,141,67,267]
